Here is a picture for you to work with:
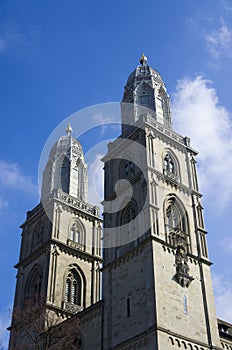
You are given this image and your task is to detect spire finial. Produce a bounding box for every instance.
[65,122,73,136]
[140,53,148,66]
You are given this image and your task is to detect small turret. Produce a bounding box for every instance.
[121,54,172,132]
[41,123,88,202]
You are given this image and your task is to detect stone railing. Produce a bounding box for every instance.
[56,189,100,217]
[144,114,185,144]
[67,239,85,252]
[62,301,83,314]
[163,169,179,181]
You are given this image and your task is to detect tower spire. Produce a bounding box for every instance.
[65,122,73,136]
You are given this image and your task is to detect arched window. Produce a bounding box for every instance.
[124,160,135,177]
[136,81,154,110]
[163,152,179,181]
[197,204,204,228]
[166,203,186,233]
[65,269,81,306]
[164,195,191,253]
[120,202,138,244]
[70,224,80,242]
[60,156,70,193]
[70,221,84,246]
[164,154,175,174]
[24,265,43,304]
[31,223,44,250]
[126,206,136,223]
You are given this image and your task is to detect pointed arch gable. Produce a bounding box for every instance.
[163,194,191,253]
[162,148,181,181]
[68,218,86,247]
[119,153,140,180]
[115,200,139,247]
[24,264,43,303]
[118,199,138,226]
[31,222,44,251]
[63,264,86,309]
[53,154,70,193]
[135,81,155,110]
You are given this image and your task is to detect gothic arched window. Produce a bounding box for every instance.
[31,223,44,251]
[24,265,43,304]
[120,203,138,244]
[70,221,85,246]
[164,196,191,253]
[166,204,186,233]
[61,156,70,193]
[163,152,179,181]
[124,160,135,177]
[65,269,81,306]
[136,81,154,110]
[164,154,175,174]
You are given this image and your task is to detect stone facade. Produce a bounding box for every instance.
[9,56,232,349]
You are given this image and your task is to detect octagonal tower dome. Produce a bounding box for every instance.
[41,123,88,202]
[121,54,172,132]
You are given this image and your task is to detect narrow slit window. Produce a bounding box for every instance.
[127,298,131,318]
[183,295,188,314]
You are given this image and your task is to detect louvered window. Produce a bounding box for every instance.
[65,270,81,305]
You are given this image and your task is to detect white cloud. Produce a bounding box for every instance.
[0,159,38,194]
[222,0,232,11]
[212,273,232,323]
[0,310,10,349]
[205,23,232,58]
[172,76,232,208]
[92,113,120,136]
[93,113,112,125]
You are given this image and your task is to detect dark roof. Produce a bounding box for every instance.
[218,318,232,340]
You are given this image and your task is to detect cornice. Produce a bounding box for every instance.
[102,235,212,271]
[15,238,102,269]
[14,241,49,268]
[55,239,103,263]
[156,324,220,350]
[143,115,198,156]
[54,189,102,221]
[154,235,213,266]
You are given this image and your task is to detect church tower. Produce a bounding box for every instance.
[102,55,222,349]
[9,125,102,349]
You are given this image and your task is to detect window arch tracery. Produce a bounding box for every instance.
[164,195,194,287]
[164,195,190,253]
[119,158,136,179]
[135,81,154,109]
[24,265,43,303]
[120,202,138,244]
[164,154,175,174]
[163,152,179,181]
[69,220,85,247]
[63,266,86,313]
[65,269,81,306]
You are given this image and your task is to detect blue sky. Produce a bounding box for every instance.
[1,0,232,346]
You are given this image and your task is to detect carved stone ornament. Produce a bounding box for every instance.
[169,229,188,252]
[174,246,194,288]
[170,229,194,288]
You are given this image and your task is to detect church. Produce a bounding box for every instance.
[8,55,232,349]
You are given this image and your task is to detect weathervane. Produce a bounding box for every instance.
[140,53,148,66]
